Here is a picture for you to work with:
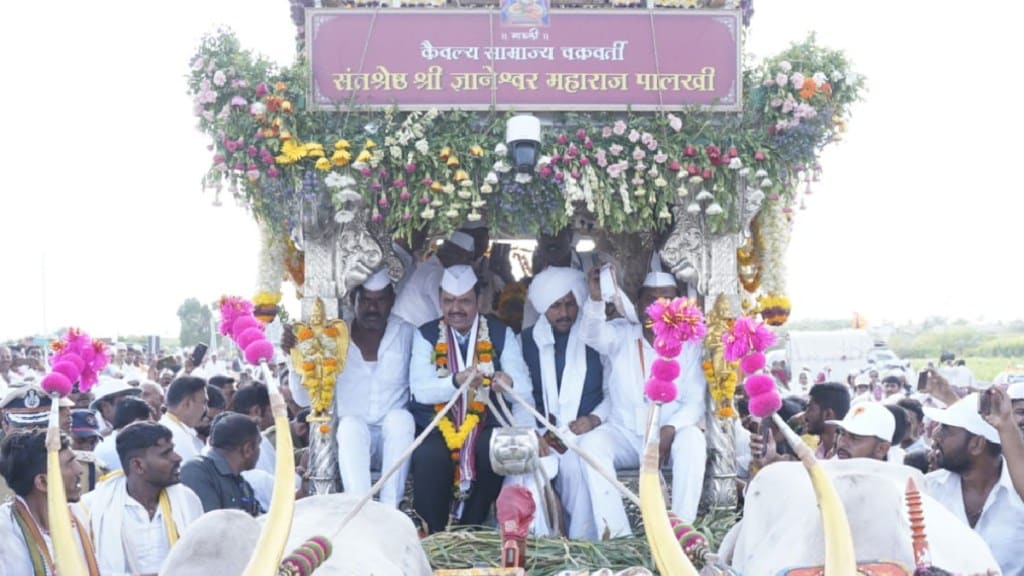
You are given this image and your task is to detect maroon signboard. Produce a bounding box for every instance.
[306,9,741,111]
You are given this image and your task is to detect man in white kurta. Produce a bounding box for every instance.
[76,422,203,576]
[291,268,416,507]
[520,267,610,539]
[578,269,707,537]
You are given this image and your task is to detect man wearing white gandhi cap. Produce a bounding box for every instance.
[407,264,535,533]
[392,231,476,328]
[290,266,416,508]
[521,266,609,539]
[576,265,708,537]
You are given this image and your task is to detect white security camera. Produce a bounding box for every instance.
[505,115,541,174]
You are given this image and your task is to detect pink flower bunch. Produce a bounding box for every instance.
[219,296,255,336]
[722,315,777,363]
[219,296,275,366]
[42,328,110,396]
[646,297,707,345]
[643,297,706,404]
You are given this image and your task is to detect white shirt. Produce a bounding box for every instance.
[926,459,1024,576]
[391,255,444,328]
[580,299,706,436]
[336,319,415,426]
[409,315,535,428]
[122,496,173,574]
[0,499,92,576]
[159,413,203,462]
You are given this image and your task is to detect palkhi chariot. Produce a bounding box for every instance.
[21,1,997,575]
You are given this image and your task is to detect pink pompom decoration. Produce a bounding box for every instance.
[740,352,766,375]
[231,315,262,339]
[749,391,782,418]
[653,335,683,359]
[59,353,84,373]
[651,358,680,382]
[244,339,275,366]
[236,327,266,350]
[744,373,776,397]
[50,328,109,393]
[51,360,82,383]
[219,296,255,336]
[41,372,73,397]
[645,377,678,403]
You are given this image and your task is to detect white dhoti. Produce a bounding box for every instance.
[578,422,706,539]
[336,409,415,507]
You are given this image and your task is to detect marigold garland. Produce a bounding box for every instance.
[433,319,494,498]
[703,360,738,418]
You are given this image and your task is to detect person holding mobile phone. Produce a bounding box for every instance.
[923,392,1024,576]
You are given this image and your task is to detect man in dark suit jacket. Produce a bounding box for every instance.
[407,265,535,534]
[520,266,608,540]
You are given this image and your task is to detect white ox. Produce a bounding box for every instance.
[160,494,432,576]
[718,459,1000,576]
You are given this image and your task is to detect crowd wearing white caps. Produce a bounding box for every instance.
[747,356,1024,575]
[3,223,1024,576]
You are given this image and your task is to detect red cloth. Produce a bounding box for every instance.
[496,485,535,541]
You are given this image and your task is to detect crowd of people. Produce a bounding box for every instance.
[1,223,1023,575]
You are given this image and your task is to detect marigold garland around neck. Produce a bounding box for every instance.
[643,298,706,404]
[433,317,494,499]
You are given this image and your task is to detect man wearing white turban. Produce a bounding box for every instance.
[577,266,707,537]
[521,266,608,539]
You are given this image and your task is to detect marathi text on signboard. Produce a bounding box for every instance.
[307,9,740,111]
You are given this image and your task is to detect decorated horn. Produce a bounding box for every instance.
[638,297,707,576]
[772,413,857,575]
[219,295,297,576]
[240,358,297,576]
[43,390,88,576]
[40,328,110,576]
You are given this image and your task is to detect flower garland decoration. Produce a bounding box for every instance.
[294,322,344,416]
[752,199,793,326]
[722,314,780,416]
[254,220,286,322]
[644,298,706,403]
[188,30,863,241]
[434,318,494,497]
[757,293,792,328]
[42,329,110,396]
[702,359,739,418]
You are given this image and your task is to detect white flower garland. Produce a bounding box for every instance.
[256,220,286,296]
[758,198,792,296]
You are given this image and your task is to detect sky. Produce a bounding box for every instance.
[1,1,1022,342]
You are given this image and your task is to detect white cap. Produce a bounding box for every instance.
[1009,382,1024,401]
[447,231,475,253]
[642,271,676,289]
[440,265,478,296]
[827,402,895,442]
[854,373,872,387]
[923,393,1001,444]
[89,377,141,410]
[362,267,391,291]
